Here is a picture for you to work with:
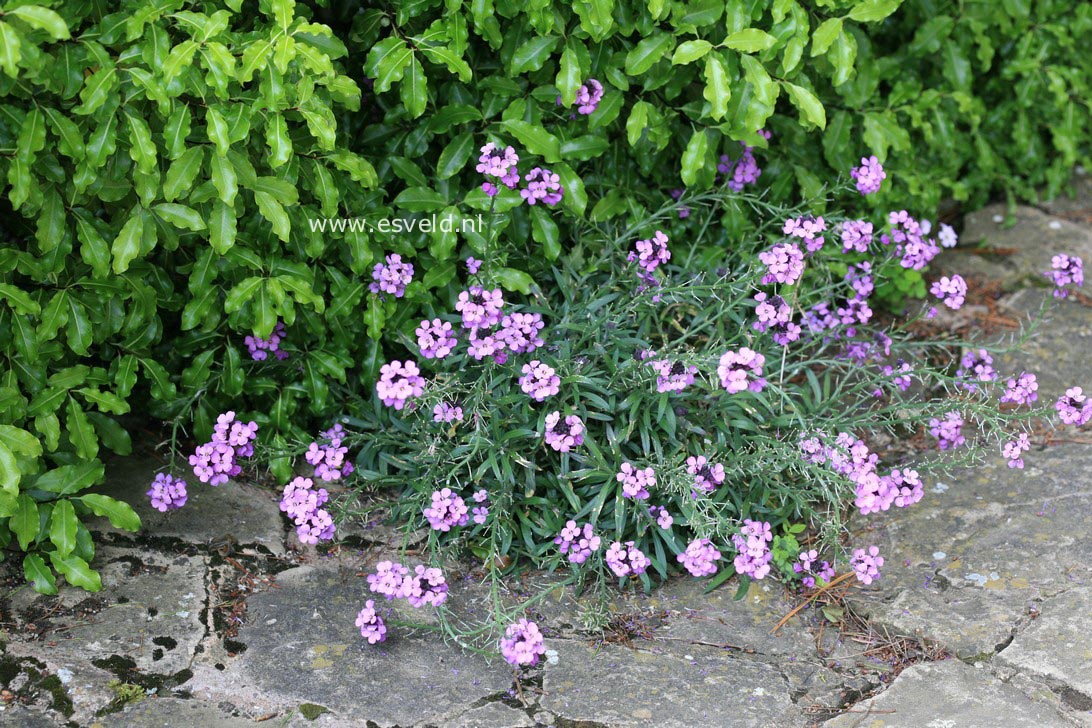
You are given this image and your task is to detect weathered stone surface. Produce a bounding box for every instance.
[232,564,512,727]
[541,640,799,727]
[0,704,67,727]
[996,587,1092,703]
[93,455,286,554]
[848,445,1092,661]
[949,203,1092,286]
[109,697,257,727]
[449,701,535,727]
[824,660,1072,727]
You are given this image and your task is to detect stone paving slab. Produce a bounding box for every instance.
[823,659,1072,728]
[92,455,287,555]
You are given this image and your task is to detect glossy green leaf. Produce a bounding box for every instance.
[49,552,101,591]
[723,28,776,53]
[77,494,141,532]
[24,554,57,595]
[50,499,78,558]
[672,40,712,65]
[110,214,144,274]
[624,32,673,75]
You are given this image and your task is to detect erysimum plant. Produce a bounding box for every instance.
[213,160,1084,664]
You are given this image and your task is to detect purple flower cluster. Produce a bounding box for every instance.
[649,359,697,392]
[678,538,721,577]
[616,463,655,500]
[477,143,520,197]
[575,79,604,115]
[1046,254,1084,298]
[886,211,940,270]
[245,321,289,361]
[850,546,884,584]
[956,349,996,390]
[930,275,967,310]
[554,520,601,564]
[758,242,805,285]
[605,541,651,578]
[366,560,449,609]
[802,432,923,515]
[840,220,874,253]
[686,455,725,494]
[1056,387,1092,425]
[929,411,966,450]
[433,401,464,423]
[305,423,355,482]
[189,411,258,486]
[471,488,489,524]
[416,319,458,359]
[753,292,801,346]
[783,216,827,254]
[370,254,414,298]
[793,550,835,588]
[850,155,886,195]
[147,473,187,512]
[466,256,482,274]
[355,600,387,644]
[1002,433,1031,469]
[732,519,773,580]
[499,618,547,667]
[367,561,410,599]
[376,360,425,410]
[458,286,505,329]
[717,348,767,394]
[279,476,335,544]
[1001,372,1039,405]
[717,131,768,191]
[628,231,671,273]
[649,505,673,529]
[423,488,469,531]
[520,167,563,206]
[519,360,560,401]
[880,360,914,393]
[544,412,585,452]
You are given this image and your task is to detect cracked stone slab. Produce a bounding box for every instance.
[848,444,1092,661]
[109,697,258,727]
[93,455,286,554]
[996,586,1092,704]
[946,203,1092,286]
[449,702,536,727]
[230,564,512,727]
[823,659,1071,728]
[0,704,67,727]
[540,640,799,727]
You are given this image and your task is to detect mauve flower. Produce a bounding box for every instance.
[929,411,965,450]
[1056,387,1092,426]
[370,254,414,298]
[1001,372,1038,405]
[554,520,601,564]
[147,473,187,512]
[605,541,651,578]
[575,79,604,115]
[376,360,425,410]
[423,488,469,531]
[850,155,886,195]
[686,456,725,494]
[368,561,410,600]
[499,618,546,666]
[416,319,458,359]
[850,546,884,584]
[1045,254,1083,298]
[519,360,561,401]
[616,463,655,500]
[930,275,967,310]
[717,348,767,394]
[758,242,804,285]
[544,412,585,452]
[678,538,721,577]
[520,167,563,206]
[732,519,773,580]
[356,600,387,644]
[1002,433,1031,469]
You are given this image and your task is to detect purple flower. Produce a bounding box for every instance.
[433,401,465,423]
[370,254,414,298]
[472,489,489,503]
[147,473,187,512]
[189,411,258,486]
[616,463,655,500]
[1056,387,1092,425]
[1045,254,1084,298]
[499,619,546,667]
[355,600,387,644]
[245,321,289,361]
[717,133,768,191]
[752,292,801,346]
[605,541,651,578]
[544,412,584,452]
[886,210,939,270]
[279,476,335,544]
[850,546,884,584]
[794,550,836,588]
[929,411,966,450]
[889,468,924,508]
[669,188,690,218]
[1001,372,1039,405]
[368,561,410,600]
[466,256,483,274]
[416,319,458,359]
[519,360,561,401]
[758,242,804,285]
[456,286,505,329]
[472,506,489,524]
[956,349,996,390]
[520,167,563,206]
[1003,433,1031,469]
[850,155,886,195]
[575,79,604,115]
[423,488,469,531]
[717,348,767,393]
[678,538,721,577]
[405,565,448,608]
[783,215,827,254]
[649,505,673,529]
[938,222,958,248]
[840,220,874,253]
[498,312,545,354]
[627,231,671,273]
[732,519,773,580]
[930,275,967,310]
[304,425,354,482]
[476,143,520,194]
[296,507,335,544]
[649,359,698,392]
[554,520,601,564]
[686,456,725,494]
[376,360,425,410]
